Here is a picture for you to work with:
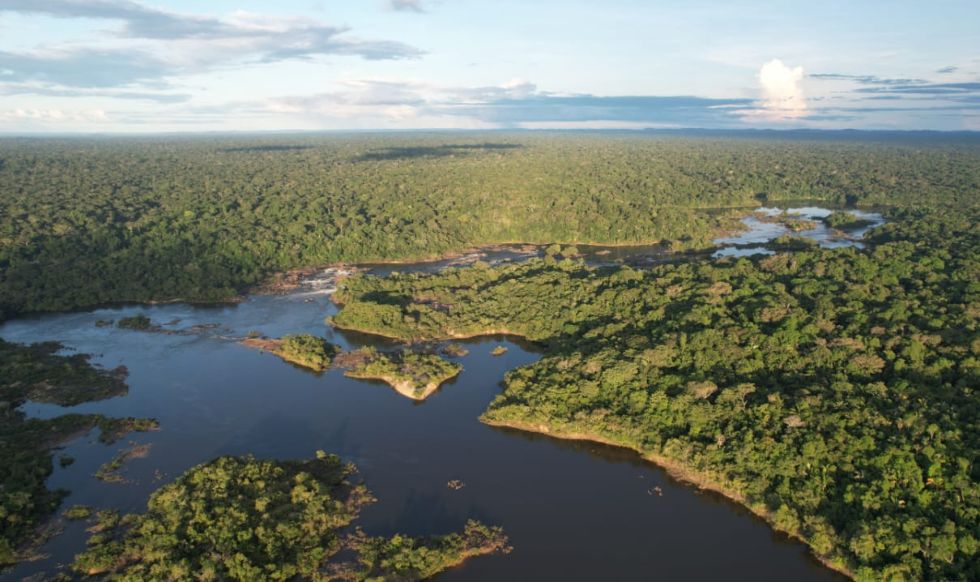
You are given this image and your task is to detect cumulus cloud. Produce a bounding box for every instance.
[756,59,807,119]
[0,1,422,93]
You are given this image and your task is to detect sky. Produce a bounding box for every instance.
[0,0,978,133]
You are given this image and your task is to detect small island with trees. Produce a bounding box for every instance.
[338,347,462,401]
[72,452,508,580]
[241,333,338,372]
[823,211,875,230]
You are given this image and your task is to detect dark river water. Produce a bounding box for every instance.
[1,206,878,581]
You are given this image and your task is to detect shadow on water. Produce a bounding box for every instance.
[355,143,523,162]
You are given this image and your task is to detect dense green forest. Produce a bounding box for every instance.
[0,340,157,566]
[330,207,979,580]
[2,133,979,318]
[2,132,979,578]
[72,453,507,580]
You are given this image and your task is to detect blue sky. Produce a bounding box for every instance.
[0,0,978,132]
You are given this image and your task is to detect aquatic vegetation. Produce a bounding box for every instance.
[94,417,159,445]
[72,453,507,580]
[442,343,469,357]
[0,339,156,568]
[116,315,152,331]
[340,347,462,400]
[331,207,980,580]
[94,444,152,484]
[0,341,128,406]
[63,505,93,521]
[753,211,818,232]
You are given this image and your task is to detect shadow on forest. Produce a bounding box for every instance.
[356,143,523,162]
[220,145,313,153]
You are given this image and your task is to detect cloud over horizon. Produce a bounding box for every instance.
[755,59,807,120]
[0,1,422,96]
[0,1,977,132]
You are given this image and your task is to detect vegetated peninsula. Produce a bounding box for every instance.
[241,333,338,372]
[72,453,508,580]
[329,207,979,581]
[337,347,462,401]
[0,340,158,567]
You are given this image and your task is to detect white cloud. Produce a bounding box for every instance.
[0,2,423,93]
[757,58,807,120]
[0,108,108,123]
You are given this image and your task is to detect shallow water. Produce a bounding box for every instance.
[548,204,883,265]
[0,207,873,580]
[711,206,884,258]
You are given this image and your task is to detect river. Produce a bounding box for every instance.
[1,206,880,580]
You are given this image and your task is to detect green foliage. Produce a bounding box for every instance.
[342,347,462,399]
[0,340,127,406]
[442,343,469,357]
[0,339,156,568]
[3,133,978,318]
[63,505,93,521]
[94,444,151,484]
[331,207,980,580]
[825,211,874,230]
[275,334,337,372]
[116,315,152,330]
[72,454,506,581]
[347,520,509,580]
[95,417,159,445]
